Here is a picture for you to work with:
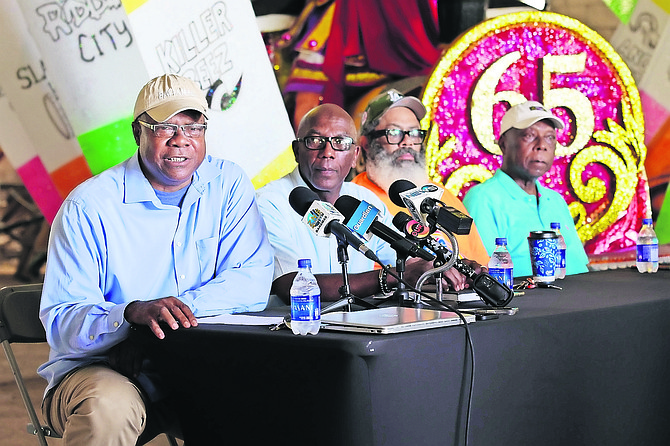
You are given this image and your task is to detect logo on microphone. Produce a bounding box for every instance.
[405,220,430,239]
[305,207,327,232]
[345,200,378,238]
[420,184,440,193]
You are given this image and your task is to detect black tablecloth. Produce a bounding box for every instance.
[134,269,670,445]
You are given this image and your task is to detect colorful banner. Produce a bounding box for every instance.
[124,0,295,182]
[0,89,62,222]
[603,0,639,24]
[0,0,91,213]
[17,0,147,175]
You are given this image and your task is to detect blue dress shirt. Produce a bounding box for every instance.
[39,153,274,394]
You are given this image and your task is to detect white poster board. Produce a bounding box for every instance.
[127,0,295,179]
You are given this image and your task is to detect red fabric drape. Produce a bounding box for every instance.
[322,0,441,105]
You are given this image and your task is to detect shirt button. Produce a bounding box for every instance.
[180,274,185,279]
[89,335,94,340]
[176,242,183,247]
[113,321,119,328]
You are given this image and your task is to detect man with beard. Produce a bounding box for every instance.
[463,101,589,277]
[353,89,490,265]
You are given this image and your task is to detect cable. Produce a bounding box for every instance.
[380,264,475,446]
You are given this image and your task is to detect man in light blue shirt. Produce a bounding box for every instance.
[463,101,589,277]
[39,74,273,445]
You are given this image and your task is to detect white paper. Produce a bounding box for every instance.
[197,313,284,325]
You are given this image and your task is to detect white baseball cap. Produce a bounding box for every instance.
[499,101,564,137]
[134,74,209,122]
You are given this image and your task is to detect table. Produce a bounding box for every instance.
[134,269,670,445]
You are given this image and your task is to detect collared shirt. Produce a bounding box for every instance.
[463,169,589,277]
[256,167,398,279]
[39,153,274,394]
[351,172,490,265]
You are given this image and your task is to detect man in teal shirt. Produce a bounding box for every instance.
[463,101,589,277]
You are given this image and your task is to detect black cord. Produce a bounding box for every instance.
[380,264,475,446]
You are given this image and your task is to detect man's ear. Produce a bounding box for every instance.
[350,145,361,169]
[132,122,141,146]
[358,136,369,161]
[292,140,299,162]
[497,135,507,155]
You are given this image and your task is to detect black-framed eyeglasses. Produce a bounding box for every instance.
[295,136,354,151]
[138,120,207,139]
[368,128,427,145]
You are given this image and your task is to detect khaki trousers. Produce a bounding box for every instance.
[43,365,147,446]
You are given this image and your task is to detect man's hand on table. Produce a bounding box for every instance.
[125,297,198,339]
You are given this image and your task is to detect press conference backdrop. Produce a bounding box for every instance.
[0,0,295,222]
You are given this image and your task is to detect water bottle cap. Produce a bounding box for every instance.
[550,222,561,229]
[642,218,653,226]
[297,258,312,268]
[495,237,507,245]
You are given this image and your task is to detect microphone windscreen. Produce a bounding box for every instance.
[333,195,359,221]
[391,211,413,232]
[388,179,416,207]
[392,211,428,238]
[289,186,319,216]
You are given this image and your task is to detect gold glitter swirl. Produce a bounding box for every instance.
[569,144,627,241]
[445,165,493,195]
[425,122,454,183]
[569,201,588,232]
[568,96,646,242]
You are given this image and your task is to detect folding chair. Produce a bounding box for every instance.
[0,284,179,446]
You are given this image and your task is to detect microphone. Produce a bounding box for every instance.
[392,211,514,307]
[333,195,435,262]
[388,180,473,235]
[288,187,379,262]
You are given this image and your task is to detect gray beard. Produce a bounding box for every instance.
[365,141,428,193]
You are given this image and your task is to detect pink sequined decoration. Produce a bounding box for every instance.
[423,12,650,255]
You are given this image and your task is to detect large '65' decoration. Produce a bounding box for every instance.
[422,11,649,255]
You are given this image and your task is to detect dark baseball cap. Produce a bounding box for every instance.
[360,89,426,134]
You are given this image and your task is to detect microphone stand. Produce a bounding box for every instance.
[376,252,417,308]
[321,238,376,315]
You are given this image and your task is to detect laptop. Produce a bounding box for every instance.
[320,306,475,334]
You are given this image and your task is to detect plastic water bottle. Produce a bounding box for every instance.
[290,259,321,335]
[636,218,659,273]
[488,238,513,288]
[551,222,566,279]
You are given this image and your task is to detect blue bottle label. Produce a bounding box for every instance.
[637,244,659,262]
[489,267,513,288]
[291,293,321,321]
[558,248,566,268]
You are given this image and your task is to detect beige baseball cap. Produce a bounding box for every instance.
[360,89,426,134]
[133,74,209,122]
[499,101,564,137]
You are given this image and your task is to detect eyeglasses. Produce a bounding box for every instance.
[368,128,427,145]
[296,136,354,151]
[138,120,207,139]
